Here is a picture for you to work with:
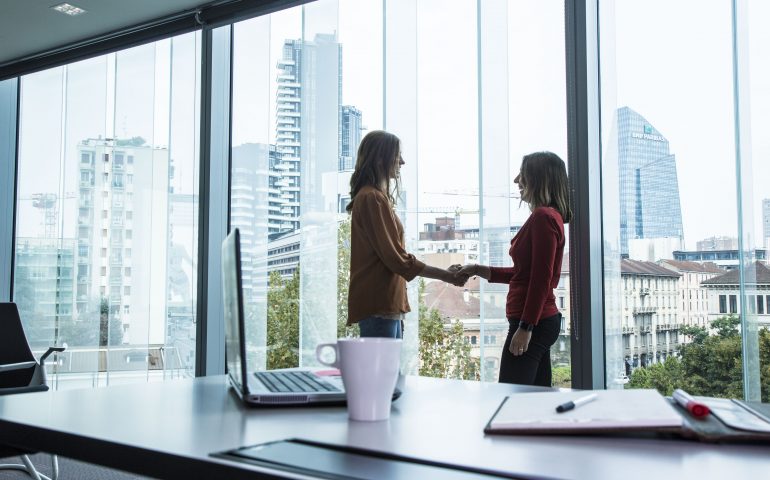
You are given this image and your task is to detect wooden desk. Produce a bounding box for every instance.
[0,375,767,479]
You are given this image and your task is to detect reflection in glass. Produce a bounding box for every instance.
[14,34,200,389]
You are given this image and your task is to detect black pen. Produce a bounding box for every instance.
[556,393,598,413]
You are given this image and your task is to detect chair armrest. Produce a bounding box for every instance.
[39,346,66,367]
[0,361,37,373]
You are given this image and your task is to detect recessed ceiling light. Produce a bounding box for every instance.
[51,3,88,16]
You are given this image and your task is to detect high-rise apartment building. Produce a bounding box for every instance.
[272,35,348,231]
[76,137,169,344]
[339,105,362,171]
[14,238,75,346]
[231,143,277,297]
[274,39,303,233]
[617,107,684,256]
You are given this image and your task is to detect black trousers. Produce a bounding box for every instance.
[498,313,562,387]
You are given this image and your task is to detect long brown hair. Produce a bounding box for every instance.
[519,151,572,223]
[346,130,401,212]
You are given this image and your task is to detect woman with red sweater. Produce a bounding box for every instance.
[458,152,571,386]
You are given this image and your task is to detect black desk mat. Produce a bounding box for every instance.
[213,438,550,480]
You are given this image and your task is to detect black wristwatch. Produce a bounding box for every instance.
[518,321,534,332]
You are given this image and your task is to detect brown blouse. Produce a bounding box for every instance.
[347,186,425,325]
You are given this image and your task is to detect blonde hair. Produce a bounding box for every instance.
[346,130,401,212]
[520,151,572,223]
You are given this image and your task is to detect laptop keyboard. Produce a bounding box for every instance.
[255,371,341,393]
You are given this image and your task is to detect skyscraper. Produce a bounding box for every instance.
[273,35,346,231]
[339,105,362,171]
[231,143,275,297]
[617,107,684,256]
[274,39,303,233]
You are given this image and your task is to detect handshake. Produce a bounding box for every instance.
[442,264,481,287]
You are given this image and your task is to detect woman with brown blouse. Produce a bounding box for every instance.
[346,130,467,338]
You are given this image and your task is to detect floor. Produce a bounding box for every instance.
[0,453,155,479]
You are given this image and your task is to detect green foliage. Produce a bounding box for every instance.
[266,270,300,369]
[628,315,769,402]
[711,315,740,338]
[265,218,477,380]
[56,296,123,347]
[627,356,684,396]
[337,217,359,338]
[552,366,572,389]
[417,279,480,380]
[679,325,709,344]
[58,308,124,348]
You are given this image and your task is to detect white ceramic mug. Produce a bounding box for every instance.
[316,338,402,421]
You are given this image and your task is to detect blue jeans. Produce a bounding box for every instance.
[358,316,403,339]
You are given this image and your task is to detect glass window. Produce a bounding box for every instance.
[598,0,768,398]
[13,33,201,389]
[719,295,728,314]
[229,0,568,385]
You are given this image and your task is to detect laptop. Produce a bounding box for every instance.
[223,228,406,406]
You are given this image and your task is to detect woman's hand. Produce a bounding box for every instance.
[446,265,469,286]
[457,263,490,281]
[509,328,532,356]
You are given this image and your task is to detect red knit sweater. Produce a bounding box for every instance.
[487,207,565,326]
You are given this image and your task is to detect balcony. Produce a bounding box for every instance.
[633,306,657,315]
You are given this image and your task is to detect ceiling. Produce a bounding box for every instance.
[0,0,216,67]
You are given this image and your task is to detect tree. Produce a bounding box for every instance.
[58,297,123,347]
[679,324,709,345]
[417,279,480,380]
[628,315,769,402]
[710,315,740,338]
[552,366,572,389]
[627,356,684,395]
[337,217,359,338]
[265,270,300,369]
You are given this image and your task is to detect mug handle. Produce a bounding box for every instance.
[315,343,340,369]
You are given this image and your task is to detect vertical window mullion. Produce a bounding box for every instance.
[565,0,606,389]
[0,78,18,302]
[196,25,232,376]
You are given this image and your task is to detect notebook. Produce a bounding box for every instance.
[484,388,770,444]
[222,228,346,406]
[484,389,683,434]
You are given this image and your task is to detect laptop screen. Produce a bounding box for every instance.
[222,228,248,394]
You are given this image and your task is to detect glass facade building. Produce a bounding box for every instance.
[617,107,684,257]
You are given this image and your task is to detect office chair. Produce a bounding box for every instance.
[0,302,65,480]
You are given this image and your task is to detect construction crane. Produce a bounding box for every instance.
[422,189,520,199]
[18,192,76,239]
